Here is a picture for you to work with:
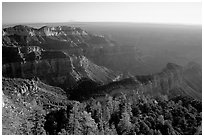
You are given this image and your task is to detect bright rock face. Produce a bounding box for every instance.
[2,25,108,49]
[90,62,201,101]
[2,56,117,89]
[2,25,202,100]
[2,25,118,89]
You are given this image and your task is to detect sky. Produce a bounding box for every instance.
[2,2,202,25]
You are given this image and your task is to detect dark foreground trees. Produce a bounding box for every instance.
[43,93,202,135]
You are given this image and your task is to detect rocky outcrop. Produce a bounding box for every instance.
[2,25,118,90]
[2,45,69,64]
[2,55,117,89]
[2,77,68,135]
[3,25,112,50]
[2,77,68,109]
[2,25,201,100]
[85,62,201,101]
[135,62,201,100]
[135,63,184,95]
[3,25,149,75]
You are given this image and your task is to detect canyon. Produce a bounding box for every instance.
[2,25,202,100]
[2,24,202,135]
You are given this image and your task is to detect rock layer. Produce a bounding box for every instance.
[2,55,117,89]
[88,63,201,101]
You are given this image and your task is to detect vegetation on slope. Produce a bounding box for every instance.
[44,93,202,135]
[2,77,68,135]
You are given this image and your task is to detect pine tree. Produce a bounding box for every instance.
[66,101,82,135]
[80,111,98,135]
[117,109,132,134]
[67,113,82,135]
[106,95,114,114]
[95,101,104,134]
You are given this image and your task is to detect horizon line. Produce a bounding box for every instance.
[2,21,202,27]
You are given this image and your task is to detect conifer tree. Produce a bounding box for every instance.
[117,110,132,135]
[80,111,98,135]
[66,101,82,135]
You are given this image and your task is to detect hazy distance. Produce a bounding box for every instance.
[2,2,201,25]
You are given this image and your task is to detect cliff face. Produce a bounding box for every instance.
[181,62,202,99]
[3,25,112,50]
[140,62,201,100]
[2,55,117,89]
[2,25,118,90]
[3,25,150,75]
[2,46,68,64]
[88,62,201,101]
[2,25,201,100]
[136,63,184,96]
[131,62,201,100]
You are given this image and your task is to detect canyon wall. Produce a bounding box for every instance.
[94,62,201,101]
[3,58,72,86]
[2,56,117,89]
[137,63,184,96]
